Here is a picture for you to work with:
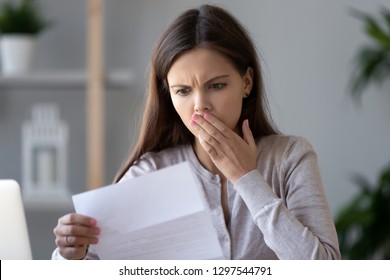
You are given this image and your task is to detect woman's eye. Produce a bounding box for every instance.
[210,83,226,90]
[175,88,191,96]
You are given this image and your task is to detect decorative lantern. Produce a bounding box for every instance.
[22,103,69,199]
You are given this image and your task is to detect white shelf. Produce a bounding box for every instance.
[0,69,135,88]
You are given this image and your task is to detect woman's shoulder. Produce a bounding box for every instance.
[259,134,312,147]
[255,134,318,179]
[257,134,315,158]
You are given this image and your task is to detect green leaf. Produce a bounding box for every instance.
[348,7,390,100]
[349,46,390,99]
[379,6,390,32]
[0,0,51,34]
[365,20,390,48]
[335,164,390,259]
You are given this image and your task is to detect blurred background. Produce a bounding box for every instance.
[0,0,389,259]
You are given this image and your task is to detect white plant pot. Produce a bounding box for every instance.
[0,35,36,76]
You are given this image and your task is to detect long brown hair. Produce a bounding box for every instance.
[115,5,278,182]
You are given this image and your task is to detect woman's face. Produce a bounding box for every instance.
[167,48,253,137]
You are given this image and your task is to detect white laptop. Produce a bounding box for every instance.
[0,179,32,259]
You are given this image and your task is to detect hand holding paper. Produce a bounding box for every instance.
[72,162,223,259]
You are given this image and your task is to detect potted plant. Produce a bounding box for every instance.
[348,7,390,100]
[335,7,390,259]
[335,165,390,259]
[0,0,51,75]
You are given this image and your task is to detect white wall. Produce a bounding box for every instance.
[114,0,390,216]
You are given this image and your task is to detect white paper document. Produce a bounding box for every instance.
[72,162,223,260]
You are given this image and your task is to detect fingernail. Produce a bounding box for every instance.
[192,114,199,120]
[95,228,100,234]
[191,120,197,126]
[204,114,210,120]
[90,219,97,225]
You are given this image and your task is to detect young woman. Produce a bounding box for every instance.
[53,5,340,260]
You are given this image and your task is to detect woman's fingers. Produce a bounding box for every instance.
[54,213,100,259]
[191,114,257,182]
[56,234,98,248]
[57,222,100,238]
[54,214,99,239]
[192,113,231,141]
[58,213,97,227]
[242,119,256,149]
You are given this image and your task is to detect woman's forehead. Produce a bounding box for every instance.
[167,48,237,83]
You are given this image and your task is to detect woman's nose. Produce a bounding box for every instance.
[193,92,211,114]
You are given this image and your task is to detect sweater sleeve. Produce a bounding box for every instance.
[233,137,340,260]
[51,247,100,260]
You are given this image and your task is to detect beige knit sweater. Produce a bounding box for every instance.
[53,135,340,260]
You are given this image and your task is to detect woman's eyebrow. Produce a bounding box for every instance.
[204,75,230,85]
[169,74,230,89]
